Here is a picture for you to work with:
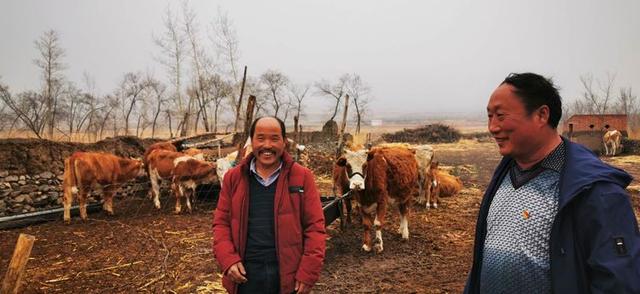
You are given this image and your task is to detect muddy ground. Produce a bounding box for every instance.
[1,140,639,293]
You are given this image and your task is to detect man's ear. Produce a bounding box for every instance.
[537,105,551,126]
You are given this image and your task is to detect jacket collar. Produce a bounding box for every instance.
[494,136,632,209]
[238,150,295,177]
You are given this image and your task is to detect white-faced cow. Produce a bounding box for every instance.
[412,145,435,208]
[62,152,146,223]
[334,149,369,223]
[360,146,418,253]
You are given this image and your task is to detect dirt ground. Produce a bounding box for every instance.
[1,140,639,293]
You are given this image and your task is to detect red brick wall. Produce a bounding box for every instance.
[565,115,628,133]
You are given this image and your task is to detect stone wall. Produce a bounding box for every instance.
[0,136,155,217]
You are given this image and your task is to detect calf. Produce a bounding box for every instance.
[62,152,145,223]
[146,149,190,209]
[361,147,418,253]
[172,157,217,213]
[430,162,463,202]
[144,141,178,163]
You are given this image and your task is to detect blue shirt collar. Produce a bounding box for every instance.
[249,157,283,187]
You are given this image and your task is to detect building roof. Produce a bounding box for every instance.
[567,114,627,119]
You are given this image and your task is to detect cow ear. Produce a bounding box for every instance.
[367,151,375,161]
[336,157,347,166]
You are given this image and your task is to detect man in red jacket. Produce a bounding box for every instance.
[213,116,326,294]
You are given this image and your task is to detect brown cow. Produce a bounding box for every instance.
[146,149,192,209]
[361,146,418,253]
[171,157,217,213]
[62,152,146,223]
[430,162,463,202]
[182,148,205,160]
[144,141,178,163]
[143,141,178,197]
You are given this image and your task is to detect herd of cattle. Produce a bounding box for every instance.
[333,143,463,253]
[61,140,241,224]
[59,138,463,254]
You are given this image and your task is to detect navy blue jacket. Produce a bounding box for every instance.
[465,138,640,293]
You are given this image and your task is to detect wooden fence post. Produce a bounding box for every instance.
[336,94,350,158]
[2,233,36,294]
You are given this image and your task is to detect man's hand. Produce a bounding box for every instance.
[226,262,247,284]
[295,280,312,294]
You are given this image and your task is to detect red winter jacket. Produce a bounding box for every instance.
[213,152,326,294]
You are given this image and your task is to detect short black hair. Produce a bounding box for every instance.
[249,116,287,139]
[501,72,563,129]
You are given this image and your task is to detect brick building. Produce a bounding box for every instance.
[564,114,628,133]
[563,114,628,153]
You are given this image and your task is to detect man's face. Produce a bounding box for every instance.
[251,118,285,169]
[487,84,543,159]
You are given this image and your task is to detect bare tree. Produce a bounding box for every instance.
[59,82,85,140]
[97,95,118,140]
[205,74,233,133]
[345,74,371,134]
[34,29,66,139]
[614,87,637,115]
[0,85,48,138]
[147,78,168,138]
[154,6,188,136]
[211,7,241,83]
[578,73,616,114]
[261,70,288,117]
[289,83,310,134]
[183,1,215,134]
[316,74,349,121]
[119,72,150,136]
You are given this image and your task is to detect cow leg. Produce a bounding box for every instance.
[431,179,439,209]
[63,185,76,224]
[374,200,387,253]
[398,200,410,240]
[185,188,193,213]
[78,190,89,221]
[103,188,115,215]
[173,182,183,214]
[360,203,377,252]
[150,168,162,209]
[416,173,425,205]
[341,190,352,226]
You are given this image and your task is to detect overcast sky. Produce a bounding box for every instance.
[1,0,639,121]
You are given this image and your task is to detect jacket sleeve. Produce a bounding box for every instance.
[212,170,242,274]
[295,169,326,285]
[575,183,640,293]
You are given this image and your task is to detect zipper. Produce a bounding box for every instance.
[548,185,591,293]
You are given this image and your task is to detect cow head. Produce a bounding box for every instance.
[132,158,147,178]
[203,162,218,184]
[336,149,368,191]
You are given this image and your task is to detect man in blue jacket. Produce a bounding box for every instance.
[465,72,640,293]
